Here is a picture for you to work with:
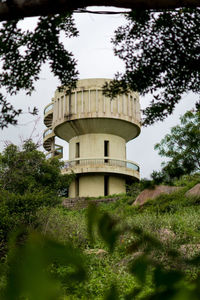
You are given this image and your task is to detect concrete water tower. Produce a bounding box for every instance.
[43,78,141,197]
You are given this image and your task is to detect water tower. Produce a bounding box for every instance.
[43,78,141,197]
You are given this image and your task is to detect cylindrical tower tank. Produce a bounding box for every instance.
[43,78,141,197]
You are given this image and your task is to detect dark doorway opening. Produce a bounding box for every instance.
[104,175,109,196]
[76,142,80,164]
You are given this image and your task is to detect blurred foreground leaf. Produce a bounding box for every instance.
[1,230,86,300]
[87,203,120,252]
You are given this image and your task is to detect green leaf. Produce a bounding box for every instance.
[129,256,149,284]
[104,284,119,300]
[98,213,120,252]
[87,203,99,244]
[3,231,86,300]
[154,267,183,288]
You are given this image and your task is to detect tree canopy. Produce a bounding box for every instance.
[152,110,200,182]
[0,13,78,128]
[0,140,73,255]
[0,139,72,194]
[0,6,199,128]
[104,8,200,125]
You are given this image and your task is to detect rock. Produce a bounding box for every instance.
[117,252,142,267]
[85,249,107,255]
[133,185,181,206]
[180,244,200,257]
[95,249,108,255]
[185,183,200,197]
[158,228,176,242]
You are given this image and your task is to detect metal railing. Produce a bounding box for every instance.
[63,158,139,172]
[44,103,53,115]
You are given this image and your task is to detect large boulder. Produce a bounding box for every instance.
[185,183,200,197]
[133,185,180,206]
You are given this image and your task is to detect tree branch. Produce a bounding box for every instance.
[0,0,199,21]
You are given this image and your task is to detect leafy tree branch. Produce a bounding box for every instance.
[104,8,200,125]
[151,110,200,182]
[0,13,78,128]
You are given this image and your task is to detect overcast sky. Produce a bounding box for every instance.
[0,7,198,178]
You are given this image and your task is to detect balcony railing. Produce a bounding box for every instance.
[63,158,139,172]
[44,103,53,115]
[46,145,63,159]
[43,128,53,138]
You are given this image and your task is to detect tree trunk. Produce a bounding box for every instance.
[0,0,199,21]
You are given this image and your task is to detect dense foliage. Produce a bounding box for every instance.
[1,173,200,299]
[151,110,200,183]
[0,140,71,194]
[0,140,72,256]
[0,8,200,128]
[0,13,78,128]
[104,8,200,125]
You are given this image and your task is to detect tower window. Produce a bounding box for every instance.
[75,142,80,165]
[104,140,109,163]
[104,140,109,156]
[104,176,109,196]
[57,98,60,119]
[75,142,80,158]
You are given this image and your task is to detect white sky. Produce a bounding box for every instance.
[0,7,198,178]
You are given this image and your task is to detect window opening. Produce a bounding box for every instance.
[104,176,109,196]
[75,142,80,157]
[104,140,109,163]
[75,142,80,164]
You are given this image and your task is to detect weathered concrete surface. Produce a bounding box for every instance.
[133,185,181,206]
[53,79,141,142]
[185,183,200,197]
[50,79,141,197]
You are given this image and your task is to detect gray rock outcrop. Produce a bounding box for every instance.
[185,183,200,197]
[133,185,180,206]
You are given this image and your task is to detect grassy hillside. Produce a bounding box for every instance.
[34,173,200,299]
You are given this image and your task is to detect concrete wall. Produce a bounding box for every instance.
[46,79,141,198]
[53,79,140,123]
[69,174,126,198]
[69,133,126,160]
[79,175,104,197]
[53,78,141,142]
[109,176,126,195]
[69,174,104,198]
[69,180,76,198]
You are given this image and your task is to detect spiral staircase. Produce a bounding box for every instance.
[43,102,63,159]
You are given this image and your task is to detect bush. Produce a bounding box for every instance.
[0,189,60,256]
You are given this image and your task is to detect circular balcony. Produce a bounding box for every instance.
[61,157,140,180]
[43,127,55,152]
[46,144,63,159]
[52,79,141,142]
[44,102,53,128]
